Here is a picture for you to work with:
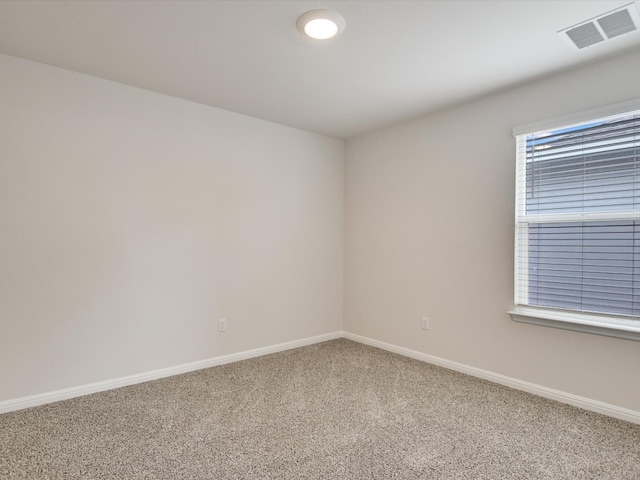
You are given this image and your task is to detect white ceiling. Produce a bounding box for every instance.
[0,0,639,139]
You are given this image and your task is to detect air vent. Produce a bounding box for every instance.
[560,2,640,50]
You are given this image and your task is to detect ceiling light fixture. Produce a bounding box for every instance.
[297,9,345,40]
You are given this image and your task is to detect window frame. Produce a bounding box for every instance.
[509,99,640,341]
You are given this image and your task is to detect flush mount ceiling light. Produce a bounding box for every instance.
[297,9,345,40]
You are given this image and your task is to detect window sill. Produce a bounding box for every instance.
[508,307,640,341]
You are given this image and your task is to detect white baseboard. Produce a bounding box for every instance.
[342,332,640,425]
[3,330,638,426]
[0,331,342,414]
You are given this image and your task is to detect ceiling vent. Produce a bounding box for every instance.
[559,2,640,50]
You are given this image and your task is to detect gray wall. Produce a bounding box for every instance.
[345,49,640,412]
[3,46,640,414]
[0,53,344,402]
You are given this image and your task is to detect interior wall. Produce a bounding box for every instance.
[344,48,640,412]
[0,53,344,402]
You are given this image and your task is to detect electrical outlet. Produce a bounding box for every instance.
[218,318,226,332]
[421,316,430,330]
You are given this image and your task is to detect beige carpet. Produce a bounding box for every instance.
[1,339,639,479]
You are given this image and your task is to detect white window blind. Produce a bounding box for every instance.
[514,108,640,326]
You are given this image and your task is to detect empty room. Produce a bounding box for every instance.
[1,1,639,478]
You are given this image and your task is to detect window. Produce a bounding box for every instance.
[511,102,640,340]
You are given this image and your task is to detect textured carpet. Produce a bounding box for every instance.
[1,339,639,479]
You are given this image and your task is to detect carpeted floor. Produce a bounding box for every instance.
[1,339,639,479]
